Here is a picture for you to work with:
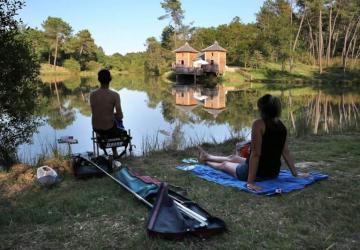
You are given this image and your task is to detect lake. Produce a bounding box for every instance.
[18,75,360,162]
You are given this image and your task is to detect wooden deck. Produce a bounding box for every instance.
[173,64,219,75]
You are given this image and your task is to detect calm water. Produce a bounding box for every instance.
[18,75,360,162]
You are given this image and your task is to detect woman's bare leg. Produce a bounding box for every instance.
[206,161,238,178]
[198,146,246,164]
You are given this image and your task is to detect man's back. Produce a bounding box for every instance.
[90,88,121,130]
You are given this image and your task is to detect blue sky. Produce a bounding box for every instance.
[19,0,265,55]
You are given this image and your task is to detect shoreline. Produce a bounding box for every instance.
[40,62,360,85]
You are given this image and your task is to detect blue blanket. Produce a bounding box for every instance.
[177,164,328,195]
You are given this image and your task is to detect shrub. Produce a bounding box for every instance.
[63,58,80,72]
[85,60,102,72]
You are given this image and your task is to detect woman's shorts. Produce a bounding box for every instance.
[235,163,249,181]
[236,163,279,181]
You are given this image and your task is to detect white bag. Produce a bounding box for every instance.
[37,166,59,186]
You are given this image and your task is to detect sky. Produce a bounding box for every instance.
[18,0,265,55]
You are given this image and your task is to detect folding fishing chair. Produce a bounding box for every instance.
[91,129,133,158]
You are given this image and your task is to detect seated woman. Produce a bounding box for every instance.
[198,94,309,192]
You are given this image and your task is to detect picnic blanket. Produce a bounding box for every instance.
[177,161,328,195]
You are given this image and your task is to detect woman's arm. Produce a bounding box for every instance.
[282,139,309,177]
[247,120,264,191]
[282,139,298,177]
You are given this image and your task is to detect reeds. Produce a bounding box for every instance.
[18,135,68,167]
[140,126,249,156]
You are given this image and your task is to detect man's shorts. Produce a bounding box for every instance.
[94,124,126,138]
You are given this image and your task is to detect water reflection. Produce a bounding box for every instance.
[172,84,229,118]
[19,75,360,160]
[284,90,359,136]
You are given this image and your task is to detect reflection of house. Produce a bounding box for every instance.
[172,41,227,76]
[172,84,229,118]
[203,85,226,110]
[172,85,198,106]
[203,108,225,118]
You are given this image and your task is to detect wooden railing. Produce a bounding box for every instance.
[172,64,219,75]
[172,65,203,75]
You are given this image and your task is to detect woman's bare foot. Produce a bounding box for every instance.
[197,146,209,162]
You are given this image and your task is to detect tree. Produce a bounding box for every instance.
[64,29,97,69]
[23,28,49,62]
[0,0,24,33]
[161,25,175,50]
[144,37,172,75]
[42,17,72,68]
[158,0,184,48]
[0,0,40,168]
[257,0,293,70]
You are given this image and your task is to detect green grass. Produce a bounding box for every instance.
[225,61,360,85]
[1,133,360,249]
[222,71,247,87]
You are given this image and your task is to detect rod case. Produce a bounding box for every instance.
[72,153,112,179]
[147,183,226,240]
[147,183,190,240]
[71,155,226,239]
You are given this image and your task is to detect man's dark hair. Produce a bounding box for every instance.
[257,94,282,120]
[98,69,112,85]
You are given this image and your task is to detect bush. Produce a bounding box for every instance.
[85,60,102,72]
[249,50,264,69]
[0,33,40,168]
[63,58,80,72]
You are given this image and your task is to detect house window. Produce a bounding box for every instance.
[210,60,214,65]
[181,60,184,65]
[211,52,214,56]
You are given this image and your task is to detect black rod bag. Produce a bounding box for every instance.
[147,183,226,240]
[72,154,112,179]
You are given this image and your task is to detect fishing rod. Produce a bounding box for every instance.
[80,156,208,226]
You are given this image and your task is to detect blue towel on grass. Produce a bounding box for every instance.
[177,164,328,196]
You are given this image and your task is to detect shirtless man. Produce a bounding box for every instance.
[90,69,123,156]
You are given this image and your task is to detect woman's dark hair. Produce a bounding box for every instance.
[257,94,282,120]
[98,69,112,85]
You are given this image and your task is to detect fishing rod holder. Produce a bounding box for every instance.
[58,136,78,155]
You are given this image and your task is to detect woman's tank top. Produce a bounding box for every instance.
[247,119,287,178]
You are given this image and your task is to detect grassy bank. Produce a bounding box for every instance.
[223,62,360,84]
[39,64,131,79]
[1,133,359,249]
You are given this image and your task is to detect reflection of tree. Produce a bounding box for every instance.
[47,81,76,129]
[69,79,93,116]
[215,90,258,131]
[37,80,76,129]
[282,91,359,136]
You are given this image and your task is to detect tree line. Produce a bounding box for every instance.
[145,0,360,75]
[23,17,145,73]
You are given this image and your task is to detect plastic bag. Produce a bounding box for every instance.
[36,166,59,186]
